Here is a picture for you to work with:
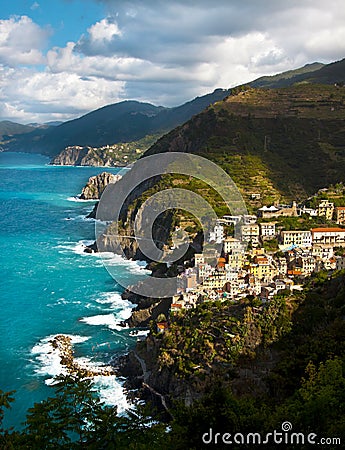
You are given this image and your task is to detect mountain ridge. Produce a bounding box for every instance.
[2,57,345,157]
[2,90,231,156]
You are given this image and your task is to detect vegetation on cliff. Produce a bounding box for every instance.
[51,134,162,167]
[143,84,345,207]
[1,271,344,448]
[4,89,231,157]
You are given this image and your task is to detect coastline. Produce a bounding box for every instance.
[0,152,149,428]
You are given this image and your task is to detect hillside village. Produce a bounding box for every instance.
[163,187,345,327]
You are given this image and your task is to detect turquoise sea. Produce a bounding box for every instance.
[0,152,148,428]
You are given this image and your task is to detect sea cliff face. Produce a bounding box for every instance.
[80,172,122,200]
[50,145,125,167]
[51,146,91,165]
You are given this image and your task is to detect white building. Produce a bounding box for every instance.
[209,224,224,244]
[298,205,318,217]
[260,222,276,238]
[258,205,279,216]
[311,228,345,246]
[220,215,242,226]
[223,237,244,254]
[311,245,334,260]
[280,230,312,248]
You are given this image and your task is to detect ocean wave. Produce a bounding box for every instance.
[63,214,95,222]
[94,292,133,321]
[93,375,130,413]
[31,334,91,378]
[54,240,95,255]
[100,253,151,274]
[79,313,125,331]
[31,335,129,413]
[66,196,96,203]
[129,330,150,338]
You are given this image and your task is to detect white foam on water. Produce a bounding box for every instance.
[66,196,96,203]
[31,336,130,413]
[54,240,95,255]
[95,292,134,321]
[100,253,151,275]
[68,355,130,413]
[72,240,96,255]
[31,334,91,379]
[93,375,130,413]
[79,313,123,331]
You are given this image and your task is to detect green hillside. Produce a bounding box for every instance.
[3,90,231,157]
[250,57,345,88]
[0,121,34,142]
[144,84,345,206]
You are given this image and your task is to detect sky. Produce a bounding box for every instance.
[1,0,345,124]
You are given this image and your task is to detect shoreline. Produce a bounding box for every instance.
[48,334,116,378]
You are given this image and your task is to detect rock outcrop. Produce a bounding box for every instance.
[122,294,172,328]
[50,146,90,165]
[50,334,115,377]
[80,172,122,200]
[50,145,126,166]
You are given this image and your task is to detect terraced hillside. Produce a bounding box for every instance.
[143,84,345,207]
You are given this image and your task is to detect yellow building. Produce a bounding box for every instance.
[202,271,227,290]
[249,263,278,281]
[335,207,345,225]
[317,200,334,220]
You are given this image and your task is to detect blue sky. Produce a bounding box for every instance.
[1,1,105,50]
[1,0,345,123]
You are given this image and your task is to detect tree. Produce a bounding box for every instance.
[23,373,115,449]
[0,389,17,449]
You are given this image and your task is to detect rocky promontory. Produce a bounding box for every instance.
[49,334,115,378]
[50,145,127,166]
[80,171,122,200]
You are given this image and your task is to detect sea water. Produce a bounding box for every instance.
[0,152,148,429]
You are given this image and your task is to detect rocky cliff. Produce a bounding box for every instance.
[80,172,122,200]
[50,146,90,165]
[50,145,130,166]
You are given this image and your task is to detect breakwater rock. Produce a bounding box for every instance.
[49,334,115,377]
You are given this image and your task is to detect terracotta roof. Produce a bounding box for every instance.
[287,269,302,275]
[336,206,345,210]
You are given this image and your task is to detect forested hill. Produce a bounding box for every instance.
[3,57,345,159]
[3,89,231,157]
[143,83,345,205]
[250,57,345,88]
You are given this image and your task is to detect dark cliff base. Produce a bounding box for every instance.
[121,290,172,328]
[114,339,192,419]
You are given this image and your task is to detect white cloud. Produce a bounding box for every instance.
[88,18,121,42]
[1,1,345,123]
[0,15,50,66]
[0,65,125,122]
[30,2,40,11]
